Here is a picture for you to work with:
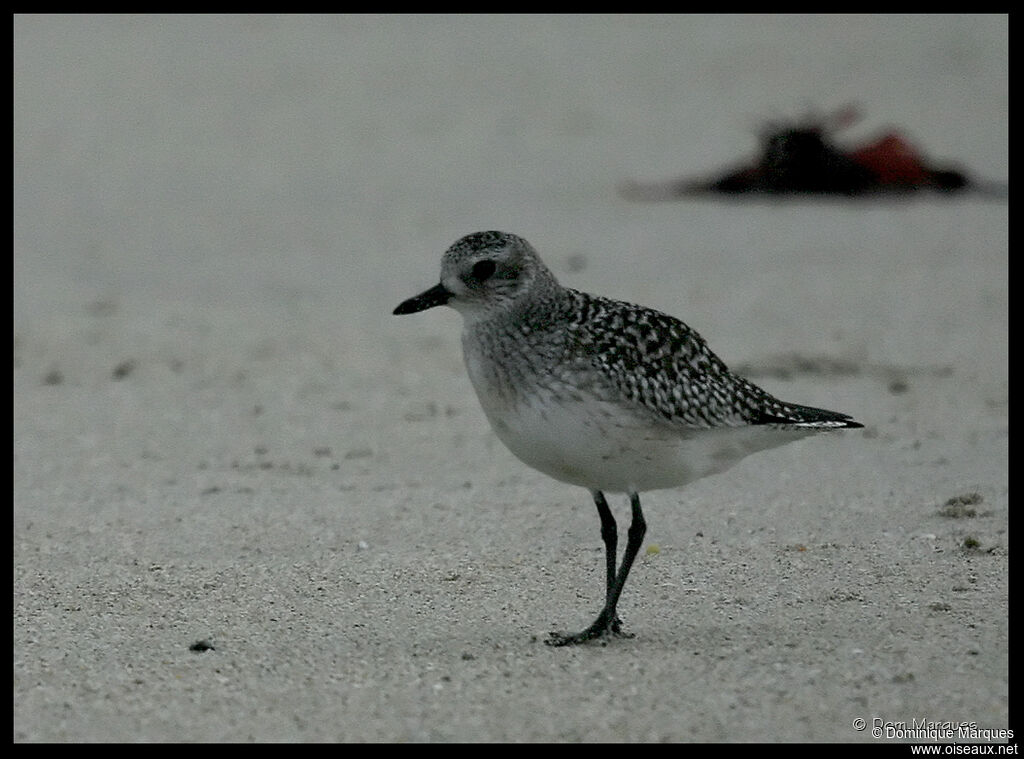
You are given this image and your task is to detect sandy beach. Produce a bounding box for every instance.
[14,15,1008,742]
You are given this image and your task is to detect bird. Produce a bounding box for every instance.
[393,231,862,645]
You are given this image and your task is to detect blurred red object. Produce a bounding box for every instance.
[621,106,1001,200]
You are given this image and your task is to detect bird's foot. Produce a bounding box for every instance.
[545,613,633,647]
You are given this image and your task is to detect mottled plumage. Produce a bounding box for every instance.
[554,287,855,429]
[394,231,862,644]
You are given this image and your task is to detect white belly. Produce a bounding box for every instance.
[465,352,811,493]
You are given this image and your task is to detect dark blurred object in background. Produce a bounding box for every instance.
[621,105,1006,200]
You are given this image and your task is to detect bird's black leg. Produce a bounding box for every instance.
[547,492,647,646]
[592,491,619,622]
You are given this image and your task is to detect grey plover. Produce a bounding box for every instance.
[394,231,862,646]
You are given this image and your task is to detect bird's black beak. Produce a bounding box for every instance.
[393,283,452,315]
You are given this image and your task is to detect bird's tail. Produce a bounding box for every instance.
[755,402,863,429]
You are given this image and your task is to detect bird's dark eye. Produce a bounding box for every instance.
[471,259,497,281]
